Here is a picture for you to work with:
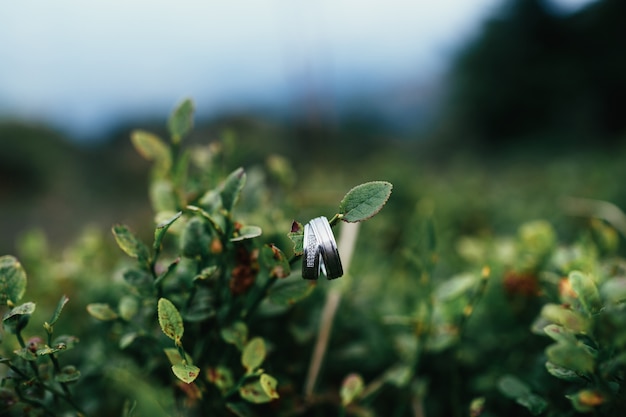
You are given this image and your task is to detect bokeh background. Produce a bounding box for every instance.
[1,0,625,255]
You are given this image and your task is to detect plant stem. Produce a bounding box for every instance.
[304,222,360,400]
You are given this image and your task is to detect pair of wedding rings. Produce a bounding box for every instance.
[302,216,343,280]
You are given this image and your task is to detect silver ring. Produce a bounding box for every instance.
[302,223,321,280]
[308,216,343,279]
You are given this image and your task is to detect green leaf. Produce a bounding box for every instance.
[163,347,192,366]
[221,321,248,350]
[3,302,35,334]
[543,324,577,345]
[3,301,36,320]
[180,217,211,259]
[56,365,81,383]
[601,277,626,304]
[14,347,37,361]
[53,335,79,351]
[172,363,200,384]
[112,225,151,264]
[230,225,262,242]
[339,181,393,223]
[37,344,67,356]
[158,298,184,344]
[546,342,595,374]
[568,271,602,315]
[434,273,476,300]
[239,375,278,404]
[225,402,254,417]
[540,303,590,334]
[47,295,69,328]
[168,98,194,144]
[242,337,266,372]
[0,255,27,305]
[220,167,246,213]
[259,374,279,400]
[207,366,235,394]
[186,205,224,236]
[545,361,585,381]
[498,375,530,399]
[153,211,182,252]
[260,244,290,279]
[567,389,606,413]
[268,280,315,306]
[498,375,547,415]
[340,373,364,406]
[118,296,139,321]
[86,303,119,321]
[288,221,304,255]
[130,130,172,172]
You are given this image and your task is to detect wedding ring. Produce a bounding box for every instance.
[302,223,321,280]
[308,216,343,279]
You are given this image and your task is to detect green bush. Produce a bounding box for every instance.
[2,99,626,417]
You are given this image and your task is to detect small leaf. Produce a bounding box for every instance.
[47,295,69,327]
[230,225,262,242]
[180,217,211,259]
[3,302,36,334]
[112,225,151,264]
[268,280,315,306]
[130,130,172,171]
[172,363,200,384]
[153,211,183,252]
[220,167,246,213]
[221,321,248,350]
[37,344,67,356]
[498,375,547,415]
[118,296,139,321]
[546,342,595,374]
[601,277,626,304]
[225,402,254,417]
[53,335,78,351]
[540,303,590,334]
[3,301,36,320]
[239,376,276,404]
[340,373,364,406]
[259,374,279,400]
[288,221,304,255]
[14,347,37,361]
[0,255,27,305]
[158,298,184,344]
[164,347,192,366]
[339,181,393,223]
[384,365,413,387]
[120,333,139,349]
[186,205,224,236]
[260,244,290,278]
[434,273,476,300]
[168,98,194,144]
[86,303,119,321]
[207,366,235,394]
[56,365,81,383]
[567,389,606,413]
[498,375,531,399]
[545,361,585,381]
[568,271,602,315]
[543,324,577,345]
[242,337,266,372]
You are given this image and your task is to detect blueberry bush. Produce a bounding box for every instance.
[2,99,626,417]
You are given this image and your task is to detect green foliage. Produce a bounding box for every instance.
[8,95,626,417]
[1,98,393,416]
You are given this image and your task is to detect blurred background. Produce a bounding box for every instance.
[1,0,625,255]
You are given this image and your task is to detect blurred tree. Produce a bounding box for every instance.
[444,0,626,150]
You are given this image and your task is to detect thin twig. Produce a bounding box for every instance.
[304,222,360,399]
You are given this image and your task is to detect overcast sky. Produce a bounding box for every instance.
[0,0,595,138]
